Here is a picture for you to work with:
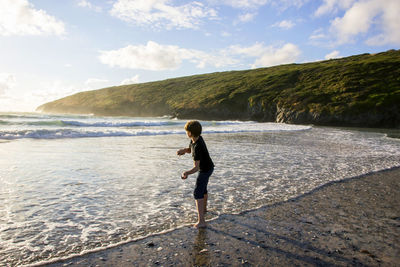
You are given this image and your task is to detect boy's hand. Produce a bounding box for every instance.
[181,172,188,179]
[177,148,187,156]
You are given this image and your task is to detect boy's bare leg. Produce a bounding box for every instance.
[194,199,207,228]
[204,194,208,213]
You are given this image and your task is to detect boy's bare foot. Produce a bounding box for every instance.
[193,222,207,229]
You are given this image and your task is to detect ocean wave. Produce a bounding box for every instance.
[0,114,41,119]
[0,119,254,128]
[60,120,182,128]
[0,119,183,128]
[0,120,66,127]
[0,129,182,140]
[0,123,311,140]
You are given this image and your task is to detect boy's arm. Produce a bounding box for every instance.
[182,160,200,179]
[177,147,191,156]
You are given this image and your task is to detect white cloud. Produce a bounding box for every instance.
[315,0,355,16]
[77,0,103,12]
[99,41,237,71]
[0,0,66,36]
[99,41,186,70]
[217,0,268,9]
[365,0,400,45]
[270,0,310,11]
[309,28,327,41]
[228,42,301,68]
[325,50,340,59]
[272,20,295,29]
[184,49,238,68]
[110,0,217,29]
[99,41,302,71]
[229,42,266,58]
[121,75,140,85]
[317,0,400,45]
[237,12,257,23]
[217,0,309,10]
[0,73,16,95]
[330,0,381,44]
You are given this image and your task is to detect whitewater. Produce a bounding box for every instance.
[1,112,399,266]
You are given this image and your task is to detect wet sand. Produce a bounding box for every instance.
[45,167,400,267]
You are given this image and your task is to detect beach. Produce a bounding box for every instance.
[45,167,400,267]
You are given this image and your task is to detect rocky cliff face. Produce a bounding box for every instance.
[173,100,399,128]
[273,104,399,128]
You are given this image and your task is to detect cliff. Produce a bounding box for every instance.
[37,49,400,128]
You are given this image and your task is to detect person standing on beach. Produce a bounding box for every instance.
[177,121,214,228]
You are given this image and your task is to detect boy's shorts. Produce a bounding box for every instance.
[194,168,213,199]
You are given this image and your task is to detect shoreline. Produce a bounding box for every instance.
[42,167,400,267]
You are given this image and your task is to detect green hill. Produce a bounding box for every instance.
[37,49,400,128]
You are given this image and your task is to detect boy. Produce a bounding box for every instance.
[177,120,214,228]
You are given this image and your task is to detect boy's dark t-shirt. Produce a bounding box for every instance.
[190,136,214,172]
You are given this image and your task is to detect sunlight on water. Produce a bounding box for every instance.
[0,113,399,266]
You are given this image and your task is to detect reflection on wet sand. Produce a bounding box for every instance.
[192,228,210,266]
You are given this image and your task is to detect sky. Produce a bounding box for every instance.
[0,0,399,112]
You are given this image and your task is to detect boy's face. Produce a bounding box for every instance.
[186,130,192,138]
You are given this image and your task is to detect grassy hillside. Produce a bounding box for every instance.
[37,49,400,128]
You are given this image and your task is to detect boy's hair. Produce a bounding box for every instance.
[185,120,202,137]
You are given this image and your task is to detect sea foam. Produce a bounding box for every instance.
[0,115,311,140]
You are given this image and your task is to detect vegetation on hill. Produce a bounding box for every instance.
[37,50,400,128]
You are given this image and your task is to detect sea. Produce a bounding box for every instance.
[1,112,399,266]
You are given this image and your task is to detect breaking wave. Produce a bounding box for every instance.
[0,123,311,140]
[0,113,312,140]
